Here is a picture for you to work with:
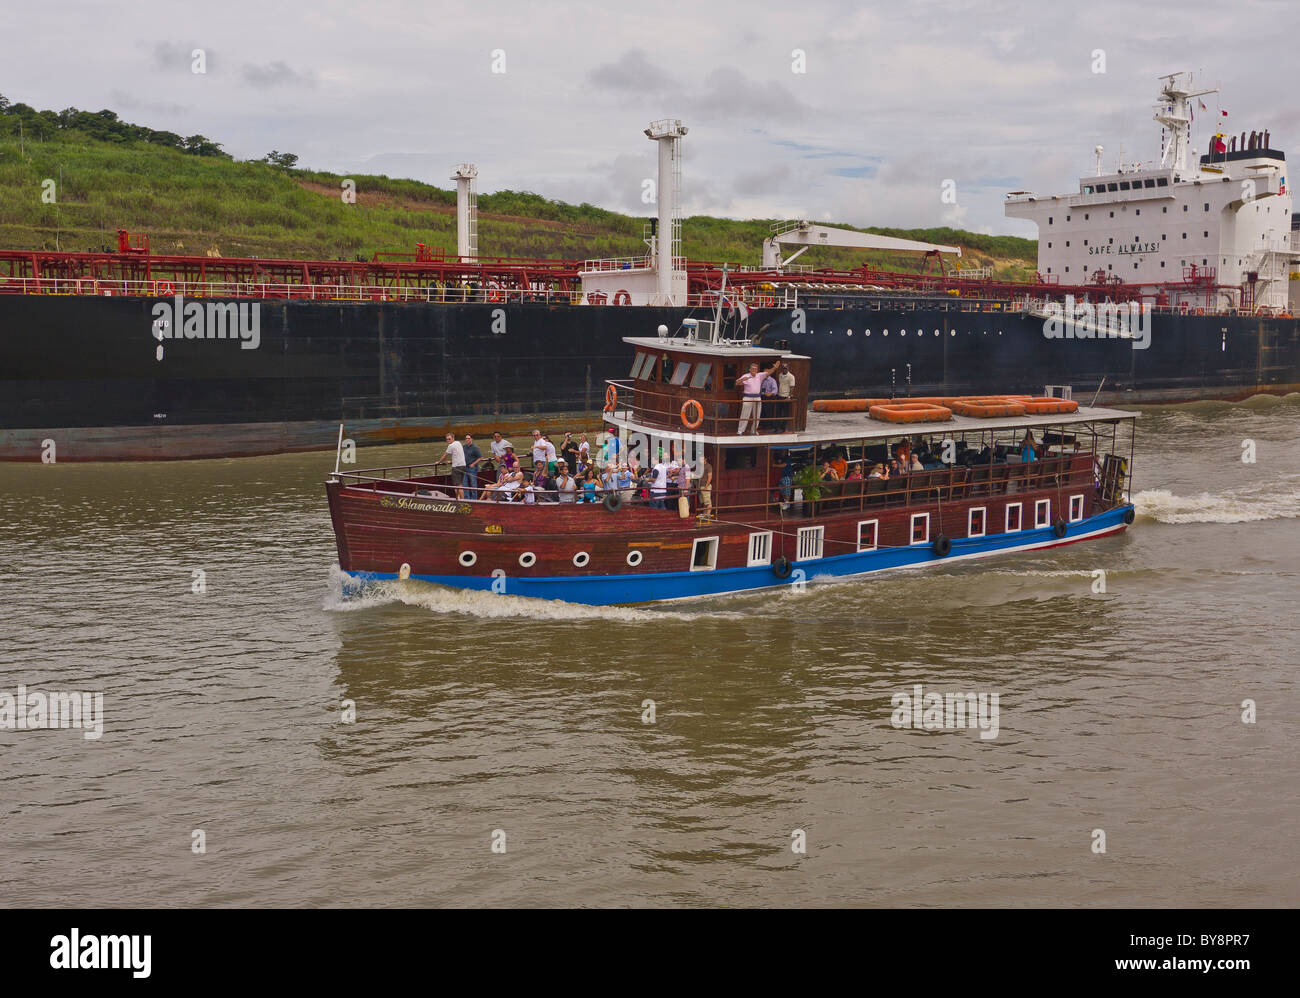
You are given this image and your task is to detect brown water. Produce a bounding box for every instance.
[2,397,1298,907]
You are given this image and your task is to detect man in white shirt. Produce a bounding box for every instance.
[438,432,466,495]
[650,459,670,509]
[776,363,797,431]
[490,431,512,468]
[735,358,782,435]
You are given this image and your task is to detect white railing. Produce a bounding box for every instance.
[579,255,653,272]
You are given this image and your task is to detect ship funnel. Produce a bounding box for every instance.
[451,164,478,261]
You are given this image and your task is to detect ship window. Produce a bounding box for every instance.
[796,525,824,561]
[670,361,691,386]
[1120,181,1131,190]
[689,362,712,389]
[1162,234,1167,239]
[1135,209,1140,216]
[1203,231,1208,238]
[1066,215,1071,222]
[1134,263,1139,269]
[1204,203,1209,211]
[1083,239,1088,245]
[1084,213,1090,220]
[1065,267,1070,273]
[690,536,719,571]
[1158,178,1168,186]
[910,513,929,545]
[1161,261,1165,267]
[723,363,737,381]
[1183,205,1189,211]
[1182,233,1187,239]
[1068,495,1085,522]
[1034,499,1051,529]
[1108,237,1113,244]
[723,447,757,469]
[630,351,649,378]
[1005,502,1022,532]
[1047,241,1052,248]
[1065,240,1070,246]
[746,531,773,566]
[1048,216,1053,224]
[1162,207,1168,213]
[1109,211,1114,218]
[968,507,986,538]
[1107,183,1118,192]
[1083,186,1092,193]
[1145,179,1155,188]
[857,520,878,552]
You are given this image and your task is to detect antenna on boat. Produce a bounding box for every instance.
[714,264,729,334]
[1089,376,1106,408]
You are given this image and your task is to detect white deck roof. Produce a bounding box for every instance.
[623,335,809,360]
[609,403,1137,447]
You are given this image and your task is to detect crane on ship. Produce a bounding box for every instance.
[760,220,963,272]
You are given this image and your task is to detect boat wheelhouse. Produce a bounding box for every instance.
[325,321,1137,605]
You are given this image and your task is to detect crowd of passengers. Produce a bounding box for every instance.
[430,428,714,510]
[812,431,1045,484]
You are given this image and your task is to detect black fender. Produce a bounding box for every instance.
[932,534,952,557]
[603,492,624,512]
[1052,519,1068,538]
[773,556,793,579]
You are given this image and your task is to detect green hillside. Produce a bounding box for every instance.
[0,97,1038,278]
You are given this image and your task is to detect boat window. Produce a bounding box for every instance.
[1005,502,1022,532]
[691,536,719,571]
[1144,178,1156,188]
[1157,177,1169,186]
[723,447,757,469]
[689,363,712,390]
[796,526,824,561]
[1069,495,1085,522]
[968,507,986,538]
[723,363,738,382]
[1119,181,1131,190]
[747,531,773,566]
[630,351,652,379]
[1035,499,1051,529]
[660,355,674,382]
[857,520,878,552]
[1107,183,1118,192]
[633,352,656,380]
[910,513,929,545]
[670,361,691,386]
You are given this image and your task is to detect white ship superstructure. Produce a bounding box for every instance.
[1006,73,1294,314]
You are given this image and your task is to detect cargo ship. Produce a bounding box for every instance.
[2,75,1296,462]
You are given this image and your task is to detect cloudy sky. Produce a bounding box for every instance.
[3,0,1294,240]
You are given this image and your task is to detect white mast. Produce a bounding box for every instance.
[451,163,478,260]
[644,119,687,305]
[1153,72,1217,173]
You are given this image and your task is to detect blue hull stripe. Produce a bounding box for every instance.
[344,505,1134,606]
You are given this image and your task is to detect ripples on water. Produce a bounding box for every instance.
[1,396,1297,907]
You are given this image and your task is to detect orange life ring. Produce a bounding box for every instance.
[604,384,618,412]
[156,281,175,297]
[949,399,1027,418]
[681,398,704,429]
[868,402,953,423]
[613,289,632,306]
[758,295,776,307]
[487,282,504,303]
[1016,397,1079,415]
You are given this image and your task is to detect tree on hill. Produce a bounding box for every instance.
[262,150,299,168]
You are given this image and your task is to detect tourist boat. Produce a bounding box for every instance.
[325,319,1137,606]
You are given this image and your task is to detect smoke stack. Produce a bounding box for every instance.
[451,164,478,261]
[644,119,688,306]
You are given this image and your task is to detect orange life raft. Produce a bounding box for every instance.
[867,402,953,423]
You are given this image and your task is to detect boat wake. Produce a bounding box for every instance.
[321,565,716,621]
[1134,477,1300,524]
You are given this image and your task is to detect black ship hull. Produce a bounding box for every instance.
[2,294,1297,460]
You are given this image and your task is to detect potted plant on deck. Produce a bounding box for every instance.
[792,464,823,517]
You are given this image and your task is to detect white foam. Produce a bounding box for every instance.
[1134,478,1300,524]
[321,564,727,621]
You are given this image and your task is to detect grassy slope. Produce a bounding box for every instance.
[0,132,1037,278]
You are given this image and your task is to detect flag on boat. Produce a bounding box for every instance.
[1221,109,1229,116]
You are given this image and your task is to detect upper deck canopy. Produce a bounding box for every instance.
[609,402,1137,447]
[621,335,808,360]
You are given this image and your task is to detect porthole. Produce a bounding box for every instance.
[572,551,591,568]
[518,551,536,568]
[883,329,889,336]
[626,550,643,567]
[458,550,477,567]
[846,329,853,336]
[950,330,956,336]
[916,329,923,336]
[865,328,872,336]
[933,329,940,336]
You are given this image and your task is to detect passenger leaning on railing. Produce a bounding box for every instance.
[735,359,782,435]
[554,461,577,502]
[437,432,467,495]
